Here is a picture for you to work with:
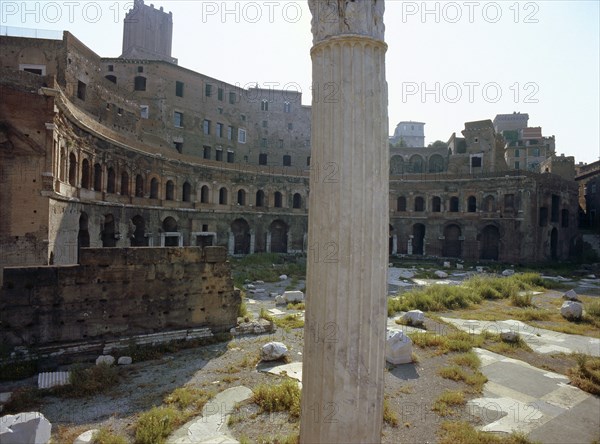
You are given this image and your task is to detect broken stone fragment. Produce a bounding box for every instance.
[385,330,413,365]
[502,269,515,276]
[283,291,305,303]
[74,429,99,444]
[401,310,425,327]
[275,295,287,305]
[0,412,52,444]
[261,342,288,361]
[434,270,448,279]
[561,301,583,321]
[563,289,579,301]
[95,355,115,366]
[117,356,132,365]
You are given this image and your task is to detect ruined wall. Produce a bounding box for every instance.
[0,247,239,348]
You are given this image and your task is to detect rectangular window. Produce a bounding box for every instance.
[532,148,540,157]
[175,81,184,97]
[215,149,223,161]
[203,145,211,159]
[140,105,149,119]
[283,155,291,167]
[218,88,224,101]
[77,81,86,100]
[284,101,291,113]
[471,156,482,168]
[261,100,269,111]
[229,92,236,104]
[551,195,560,222]
[515,149,520,158]
[174,111,183,127]
[216,122,223,138]
[278,139,284,149]
[205,84,212,97]
[515,161,520,169]
[259,153,267,165]
[238,128,247,144]
[288,123,293,130]
[137,66,143,73]
[227,126,233,140]
[218,107,223,114]
[117,107,123,116]
[262,120,268,128]
[203,119,211,135]
[108,64,114,72]
[227,151,234,163]
[261,138,268,148]
[307,156,311,166]
[504,194,515,210]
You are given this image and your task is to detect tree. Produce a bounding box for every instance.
[427,140,447,149]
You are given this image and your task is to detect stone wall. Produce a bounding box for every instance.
[0,247,240,348]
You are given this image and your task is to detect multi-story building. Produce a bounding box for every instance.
[576,160,600,230]
[390,121,425,147]
[0,1,581,278]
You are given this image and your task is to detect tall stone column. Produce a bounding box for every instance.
[301,1,389,443]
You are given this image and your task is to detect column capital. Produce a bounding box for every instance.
[309,0,385,45]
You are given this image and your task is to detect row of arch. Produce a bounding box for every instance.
[395,194,515,214]
[390,154,446,175]
[66,153,305,208]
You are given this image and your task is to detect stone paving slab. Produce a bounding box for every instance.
[261,362,303,382]
[166,386,252,444]
[469,348,600,443]
[442,317,600,357]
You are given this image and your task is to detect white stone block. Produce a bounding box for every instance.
[246,284,256,290]
[95,355,115,366]
[456,264,464,270]
[275,295,287,305]
[476,266,484,273]
[385,331,413,365]
[561,301,583,320]
[118,356,132,365]
[434,270,448,279]
[401,310,425,326]
[502,269,515,276]
[279,274,288,280]
[0,412,52,444]
[283,291,305,303]
[74,429,99,444]
[261,342,288,361]
[443,262,451,268]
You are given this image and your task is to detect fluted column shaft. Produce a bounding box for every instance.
[300,22,389,444]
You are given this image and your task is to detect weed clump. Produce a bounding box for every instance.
[135,406,179,444]
[91,427,128,444]
[252,378,301,418]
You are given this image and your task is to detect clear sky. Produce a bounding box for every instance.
[2,0,599,164]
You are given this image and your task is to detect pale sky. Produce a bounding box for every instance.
[2,0,599,164]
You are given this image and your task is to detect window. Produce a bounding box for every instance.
[467,196,477,213]
[105,75,116,84]
[137,66,144,73]
[307,156,311,166]
[450,197,459,212]
[274,192,283,208]
[140,105,149,119]
[134,76,146,91]
[238,129,246,143]
[262,120,268,128]
[256,190,265,207]
[205,84,212,97]
[561,209,569,228]
[227,151,235,163]
[135,175,144,197]
[218,107,223,114]
[293,193,302,209]
[278,139,284,149]
[203,146,211,160]
[200,185,209,203]
[174,142,183,153]
[551,195,560,222]
[120,172,129,196]
[203,119,211,135]
[174,112,183,127]
[261,138,268,148]
[216,123,223,138]
[107,64,114,72]
[229,92,236,104]
[432,196,441,212]
[539,207,548,227]
[175,81,184,97]
[150,178,159,199]
[237,189,246,205]
[259,153,268,165]
[107,168,116,193]
[414,197,425,212]
[217,88,223,101]
[532,148,540,157]
[93,163,102,191]
[471,156,482,168]
[77,81,86,100]
[81,159,90,189]
[261,99,269,111]
[241,114,246,121]
[165,180,174,200]
[117,107,123,116]
[182,182,191,202]
[515,149,520,158]
[227,126,234,140]
[216,149,223,161]
[397,196,406,212]
[504,194,514,210]
[288,123,293,130]
[514,161,520,169]
[219,187,228,204]
[283,155,291,167]
[284,101,291,113]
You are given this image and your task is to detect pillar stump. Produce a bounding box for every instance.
[300,1,389,443]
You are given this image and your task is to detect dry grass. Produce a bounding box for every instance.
[91,427,128,444]
[437,365,488,393]
[135,406,180,444]
[439,421,537,444]
[432,390,466,416]
[383,397,399,427]
[567,354,600,395]
[252,378,301,418]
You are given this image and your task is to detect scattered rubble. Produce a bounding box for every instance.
[385,330,413,365]
[261,342,288,361]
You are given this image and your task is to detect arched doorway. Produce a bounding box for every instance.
[443,224,462,258]
[413,224,425,255]
[270,220,288,253]
[231,219,251,255]
[101,214,117,247]
[162,217,179,247]
[131,215,148,247]
[480,225,500,260]
[77,212,90,263]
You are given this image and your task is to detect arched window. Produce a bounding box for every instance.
[467,196,477,213]
[69,153,77,186]
[200,185,210,203]
[219,187,228,204]
[293,193,302,209]
[414,197,425,212]
[409,155,424,173]
[274,191,283,208]
[81,159,90,189]
[256,190,265,207]
[93,163,102,191]
[165,180,175,200]
[450,197,459,212]
[428,154,444,173]
[182,182,191,202]
[237,189,246,206]
[432,196,441,212]
[107,168,116,193]
[121,171,129,196]
[397,196,406,212]
[150,178,159,199]
[135,174,144,197]
[390,156,404,175]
